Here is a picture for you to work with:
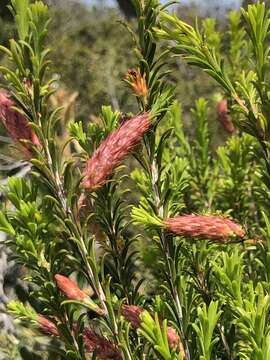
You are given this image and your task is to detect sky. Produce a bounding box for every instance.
[82,0,242,8]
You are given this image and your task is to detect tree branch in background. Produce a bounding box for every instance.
[116,0,136,18]
[0,0,12,21]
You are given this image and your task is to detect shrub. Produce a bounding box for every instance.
[1,0,270,359]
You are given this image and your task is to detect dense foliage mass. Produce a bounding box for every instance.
[1,0,270,359]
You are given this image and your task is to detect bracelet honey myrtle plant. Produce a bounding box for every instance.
[1,0,269,360]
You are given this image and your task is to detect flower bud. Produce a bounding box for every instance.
[38,315,59,337]
[82,113,150,190]
[83,327,122,359]
[164,214,245,241]
[166,326,180,349]
[121,304,143,329]
[54,274,105,315]
[167,327,186,357]
[0,90,40,158]
[217,99,235,134]
[55,274,87,301]
[125,68,148,98]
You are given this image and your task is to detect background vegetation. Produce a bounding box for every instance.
[0,0,268,359]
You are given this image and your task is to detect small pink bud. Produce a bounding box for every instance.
[54,274,87,301]
[164,214,245,241]
[0,90,40,158]
[166,327,180,349]
[54,274,105,315]
[82,113,151,190]
[217,99,235,134]
[167,327,186,357]
[38,315,59,337]
[83,328,122,359]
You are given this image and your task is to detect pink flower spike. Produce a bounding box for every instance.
[0,90,40,158]
[82,113,151,190]
[164,214,245,242]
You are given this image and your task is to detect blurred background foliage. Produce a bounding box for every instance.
[0,0,255,123]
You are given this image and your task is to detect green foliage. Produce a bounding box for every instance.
[2,1,270,359]
[193,301,222,360]
[8,300,37,321]
[139,311,182,360]
[9,0,29,41]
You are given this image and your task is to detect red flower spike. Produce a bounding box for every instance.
[121,304,144,329]
[82,113,151,190]
[83,328,122,360]
[54,274,87,301]
[164,214,245,241]
[217,99,235,134]
[0,90,40,158]
[38,315,59,337]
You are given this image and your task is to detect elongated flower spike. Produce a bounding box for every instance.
[82,112,151,190]
[54,274,104,315]
[0,90,40,158]
[164,214,245,241]
[131,207,245,242]
[121,305,184,353]
[39,316,122,358]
